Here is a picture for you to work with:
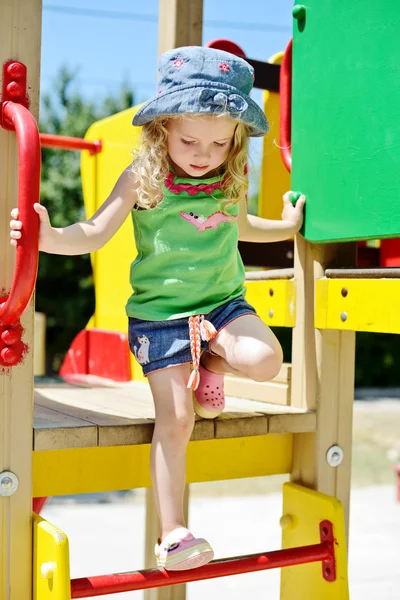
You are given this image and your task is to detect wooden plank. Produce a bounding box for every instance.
[98,417,214,448]
[33,435,293,496]
[316,277,400,334]
[244,279,296,327]
[214,413,269,439]
[33,382,315,450]
[34,405,98,451]
[0,2,42,599]
[268,412,316,434]
[326,268,400,279]
[224,376,289,405]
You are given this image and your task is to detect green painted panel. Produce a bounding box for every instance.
[292,1,400,243]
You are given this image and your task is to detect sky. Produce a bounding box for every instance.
[40,0,293,103]
[40,0,294,186]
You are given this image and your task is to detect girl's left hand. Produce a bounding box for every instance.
[281,191,306,232]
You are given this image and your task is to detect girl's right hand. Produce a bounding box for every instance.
[10,203,52,250]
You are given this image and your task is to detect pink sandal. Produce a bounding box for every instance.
[155,527,214,571]
[193,364,225,419]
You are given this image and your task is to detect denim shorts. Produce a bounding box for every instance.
[128,295,257,376]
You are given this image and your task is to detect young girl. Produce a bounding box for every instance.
[10,46,305,571]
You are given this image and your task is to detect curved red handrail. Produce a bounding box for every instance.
[0,102,40,325]
[205,39,247,58]
[280,38,292,173]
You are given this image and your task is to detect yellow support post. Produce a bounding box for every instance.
[281,483,349,600]
[33,514,71,600]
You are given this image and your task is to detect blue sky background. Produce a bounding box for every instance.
[41,1,293,101]
[40,1,294,188]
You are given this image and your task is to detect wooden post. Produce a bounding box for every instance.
[290,236,356,532]
[0,2,42,599]
[158,0,203,56]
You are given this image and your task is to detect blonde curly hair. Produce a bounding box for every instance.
[130,114,250,210]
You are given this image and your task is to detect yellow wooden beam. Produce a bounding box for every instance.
[316,278,400,333]
[244,280,296,327]
[33,434,292,497]
[33,514,70,600]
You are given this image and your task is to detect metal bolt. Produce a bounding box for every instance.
[0,471,19,496]
[341,287,348,297]
[326,445,344,467]
[6,81,23,98]
[340,311,348,322]
[280,514,294,530]
[7,62,24,79]
[268,309,274,318]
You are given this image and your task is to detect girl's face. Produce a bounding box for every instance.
[166,116,237,178]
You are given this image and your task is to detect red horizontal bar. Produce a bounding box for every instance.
[39,133,102,154]
[71,541,333,598]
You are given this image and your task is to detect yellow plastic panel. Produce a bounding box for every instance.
[281,483,349,600]
[316,278,400,334]
[245,280,296,327]
[33,514,71,600]
[81,105,145,381]
[258,52,290,220]
[33,434,292,496]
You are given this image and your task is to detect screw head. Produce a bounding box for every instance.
[268,309,274,318]
[340,311,348,322]
[0,471,19,496]
[326,445,344,467]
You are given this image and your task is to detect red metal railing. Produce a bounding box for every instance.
[71,521,336,597]
[0,61,102,367]
[280,39,292,172]
[39,133,102,155]
[0,71,41,328]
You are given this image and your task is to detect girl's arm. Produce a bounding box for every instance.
[237,191,306,243]
[10,167,138,255]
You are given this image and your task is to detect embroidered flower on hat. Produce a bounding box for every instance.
[219,62,230,73]
[173,58,183,68]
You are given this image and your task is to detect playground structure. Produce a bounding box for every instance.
[1,1,400,599]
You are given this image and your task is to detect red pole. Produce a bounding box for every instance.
[280,38,292,173]
[39,133,102,155]
[71,541,334,598]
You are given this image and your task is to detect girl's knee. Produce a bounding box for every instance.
[242,343,283,382]
[155,410,195,442]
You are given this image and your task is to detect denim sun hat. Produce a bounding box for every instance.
[132,46,269,137]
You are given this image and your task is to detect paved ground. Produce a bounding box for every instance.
[43,484,400,599]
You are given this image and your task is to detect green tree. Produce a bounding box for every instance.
[37,67,135,372]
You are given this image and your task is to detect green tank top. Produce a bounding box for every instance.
[125,170,246,321]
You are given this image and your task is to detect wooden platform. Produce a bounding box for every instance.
[33,373,315,452]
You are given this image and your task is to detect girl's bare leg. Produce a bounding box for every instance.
[147,363,194,541]
[202,314,283,382]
